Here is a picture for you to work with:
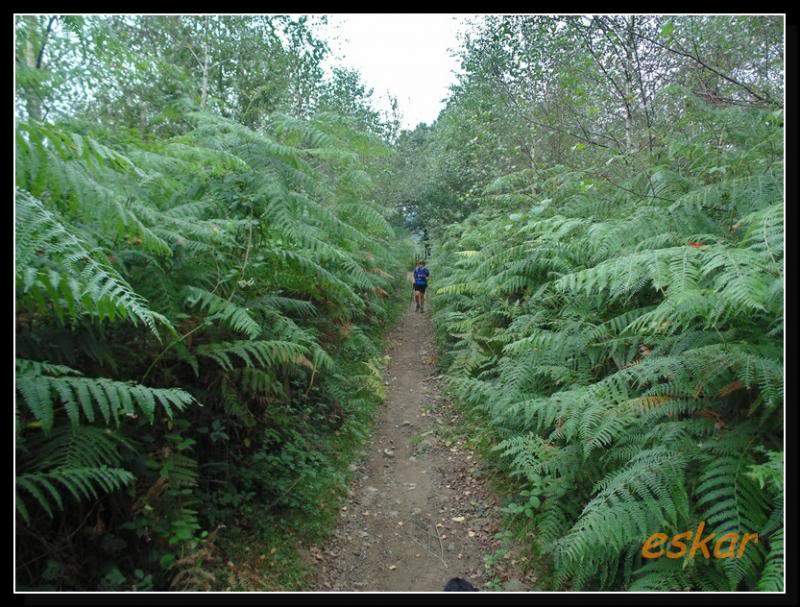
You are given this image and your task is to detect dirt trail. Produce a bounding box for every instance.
[313,293,526,592]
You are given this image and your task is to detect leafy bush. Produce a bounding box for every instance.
[15,112,410,589]
[431,102,783,591]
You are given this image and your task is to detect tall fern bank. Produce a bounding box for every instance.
[15,109,410,588]
[431,99,783,590]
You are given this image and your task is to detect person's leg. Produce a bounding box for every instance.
[420,287,425,311]
[414,287,420,310]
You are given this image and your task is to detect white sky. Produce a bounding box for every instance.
[315,14,475,130]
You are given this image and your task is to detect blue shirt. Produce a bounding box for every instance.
[414,267,429,285]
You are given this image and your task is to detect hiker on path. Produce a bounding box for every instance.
[413,260,430,312]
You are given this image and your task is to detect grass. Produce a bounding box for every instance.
[409,429,434,453]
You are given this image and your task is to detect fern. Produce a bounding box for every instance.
[16,84,410,589]
[184,286,262,339]
[17,466,135,524]
[756,529,783,591]
[696,451,770,586]
[16,190,171,336]
[16,359,197,430]
[196,340,311,372]
[433,117,783,590]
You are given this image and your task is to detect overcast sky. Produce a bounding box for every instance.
[315,14,475,130]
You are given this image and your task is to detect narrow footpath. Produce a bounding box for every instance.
[313,293,534,591]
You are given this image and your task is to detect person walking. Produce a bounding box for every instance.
[412,260,430,312]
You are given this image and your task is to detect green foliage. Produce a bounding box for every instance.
[17,466,135,524]
[432,98,783,591]
[15,188,170,336]
[16,100,410,589]
[17,359,196,431]
[183,287,262,339]
[16,13,783,593]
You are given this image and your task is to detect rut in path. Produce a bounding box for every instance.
[313,300,530,592]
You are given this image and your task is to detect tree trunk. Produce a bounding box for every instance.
[200,17,210,110]
[23,17,42,122]
[623,16,635,155]
[139,103,147,139]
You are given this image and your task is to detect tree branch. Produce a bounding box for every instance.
[35,16,57,70]
[632,29,776,106]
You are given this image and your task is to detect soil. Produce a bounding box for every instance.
[312,296,533,592]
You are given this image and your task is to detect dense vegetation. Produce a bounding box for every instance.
[15,16,410,590]
[16,14,784,593]
[390,16,784,591]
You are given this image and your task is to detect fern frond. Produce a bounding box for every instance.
[184,286,261,339]
[196,340,310,372]
[16,189,171,337]
[16,359,196,430]
[17,466,135,522]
